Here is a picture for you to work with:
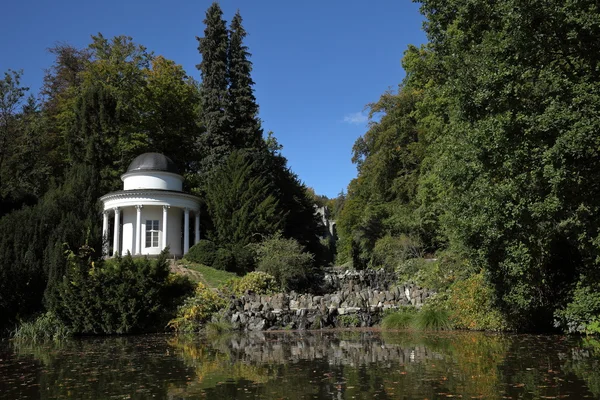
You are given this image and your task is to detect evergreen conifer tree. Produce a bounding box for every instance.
[204,150,283,248]
[197,2,231,171]
[227,11,263,150]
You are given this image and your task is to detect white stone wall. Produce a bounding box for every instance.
[166,207,183,256]
[121,171,183,191]
[114,205,183,256]
[121,207,135,256]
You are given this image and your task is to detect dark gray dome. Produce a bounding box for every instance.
[126,153,179,174]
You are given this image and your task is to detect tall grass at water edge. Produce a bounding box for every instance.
[12,312,71,342]
[381,308,451,331]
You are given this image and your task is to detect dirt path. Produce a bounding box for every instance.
[169,261,207,285]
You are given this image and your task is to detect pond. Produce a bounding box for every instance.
[1,330,599,399]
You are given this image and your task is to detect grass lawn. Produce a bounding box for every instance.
[177,261,238,287]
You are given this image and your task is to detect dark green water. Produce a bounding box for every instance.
[1,330,599,399]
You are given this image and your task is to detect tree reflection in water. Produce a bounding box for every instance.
[2,330,599,399]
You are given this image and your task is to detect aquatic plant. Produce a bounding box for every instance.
[381,308,416,330]
[337,314,361,328]
[413,308,452,331]
[12,312,71,342]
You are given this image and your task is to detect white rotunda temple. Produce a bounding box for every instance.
[100,153,201,257]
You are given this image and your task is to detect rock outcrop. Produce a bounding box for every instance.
[223,269,434,331]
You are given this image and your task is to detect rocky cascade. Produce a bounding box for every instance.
[224,270,434,331]
[322,268,402,292]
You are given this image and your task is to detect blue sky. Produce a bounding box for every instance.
[1,0,427,198]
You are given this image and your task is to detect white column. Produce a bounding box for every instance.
[135,205,142,255]
[162,205,169,251]
[184,208,190,254]
[112,207,120,257]
[102,210,109,256]
[194,211,200,245]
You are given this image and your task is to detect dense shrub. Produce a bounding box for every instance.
[223,271,278,296]
[161,273,197,312]
[50,247,192,334]
[555,277,600,334]
[446,272,509,332]
[371,235,423,271]
[213,248,235,271]
[191,243,257,274]
[409,251,469,292]
[254,233,315,291]
[0,164,103,333]
[397,258,429,284]
[231,245,255,274]
[168,282,228,332]
[185,240,217,266]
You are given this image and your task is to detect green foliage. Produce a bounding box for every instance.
[586,321,600,336]
[194,5,326,270]
[143,55,202,172]
[0,69,34,216]
[213,247,235,271]
[446,272,509,332]
[227,11,263,150]
[337,314,361,328]
[0,34,203,331]
[12,312,71,342]
[252,144,328,267]
[381,307,450,331]
[336,80,431,266]
[371,234,423,271]
[162,273,197,309]
[381,308,417,330]
[332,0,600,332]
[0,7,326,336]
[6,1,600,335]
[230,244,256,274]
[51,248,191,334]
[254,233,316,292]
[412,308,452,331]
[417,0,600,329]
[72,34,201,184]
[205,150,283,249]
[196,2,231,171]
[223,271,278,296]
[555,276,600,334]
[185,240,218,266]
[168,282,228,333]
[408,252,469,292]
[0,162,102,332]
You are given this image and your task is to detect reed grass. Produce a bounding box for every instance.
[381,308,416,330]
[381,308,452,331]
[12,312,71,342]
[412,309,452,331]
